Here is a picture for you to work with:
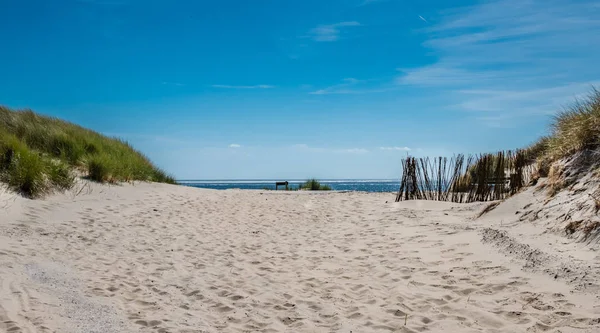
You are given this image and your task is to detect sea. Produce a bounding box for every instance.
[178,179,400,193]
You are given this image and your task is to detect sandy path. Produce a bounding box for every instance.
[1,183,599,332]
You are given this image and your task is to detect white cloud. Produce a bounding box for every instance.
[290,144,326,153]
[309,78,393,95]
[342,78,360,84]
[396,0,600,124]
[211,84,275,89]
[380,146,411,151]
[455,83,600,114]
[229,144,241,148]
[291,144,367,154]
[309,21,361,42]
[337,148,369,154]
[397,65,515,86]
[310,78,361,95]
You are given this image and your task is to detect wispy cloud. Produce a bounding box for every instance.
[456,83,599,114]
[337,148,369,154]
[310,78,362,95]
[397,66,511,86]
[380,146,411,151]
[292,144,310,149]
[211,84,275,89]
[310,78,393,95]
[397,0,600,125]
[229,144,241,148]
[291,144,368,154]
[309,21,361,42]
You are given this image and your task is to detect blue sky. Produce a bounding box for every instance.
[1,0,599,179]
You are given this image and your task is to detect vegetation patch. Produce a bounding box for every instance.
[565,221,583,235]
[0,106,174,197]
[547,164,566,197]
[525,89,600,172]
[477,202,501,218]
[583,221,600,240]
[300,178,332,191]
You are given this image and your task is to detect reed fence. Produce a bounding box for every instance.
[395,150,534,203]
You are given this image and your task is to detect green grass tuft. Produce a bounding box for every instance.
[0,134,49,197]
[300,178,331,191]
[87,155,114,183]
[0,106,175,197]
[48,160,76,190]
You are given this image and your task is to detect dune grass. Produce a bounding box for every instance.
[0,106,175,197]
[300,178,331,191]
[526,89,600,168]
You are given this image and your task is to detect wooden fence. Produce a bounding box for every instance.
[395,150,533,203]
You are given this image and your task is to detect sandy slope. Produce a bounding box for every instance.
[1,182,599,333]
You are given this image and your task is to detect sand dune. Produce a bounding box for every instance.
[1,182,599,332]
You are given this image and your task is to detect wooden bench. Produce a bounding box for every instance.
[275,181,289,190]
[483,177,510,184]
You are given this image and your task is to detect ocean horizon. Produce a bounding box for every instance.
[178,179,400,192]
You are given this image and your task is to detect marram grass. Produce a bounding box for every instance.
[300,178,331,191]
[0,106,174,197]
[525,89,600,175]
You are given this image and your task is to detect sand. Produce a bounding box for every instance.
[1,181,599,333]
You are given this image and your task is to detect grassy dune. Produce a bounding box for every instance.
[0,106,174,197]
[526,89,600,173]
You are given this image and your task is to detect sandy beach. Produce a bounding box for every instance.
[1,182,599,333]
[2,0,598,331]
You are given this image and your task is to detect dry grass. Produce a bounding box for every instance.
[548,90,600,158]
[589,193,600,214]
[563,219,600,240]
[583,221,600,239]
[525,89,600,168]
[547,164,566,197]
[477,201,501,218]
[565,220,582,235]
[521,89,600,199]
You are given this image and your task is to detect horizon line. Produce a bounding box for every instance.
[177,178,400,182]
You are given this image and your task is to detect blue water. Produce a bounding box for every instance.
[178,179,400,192]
